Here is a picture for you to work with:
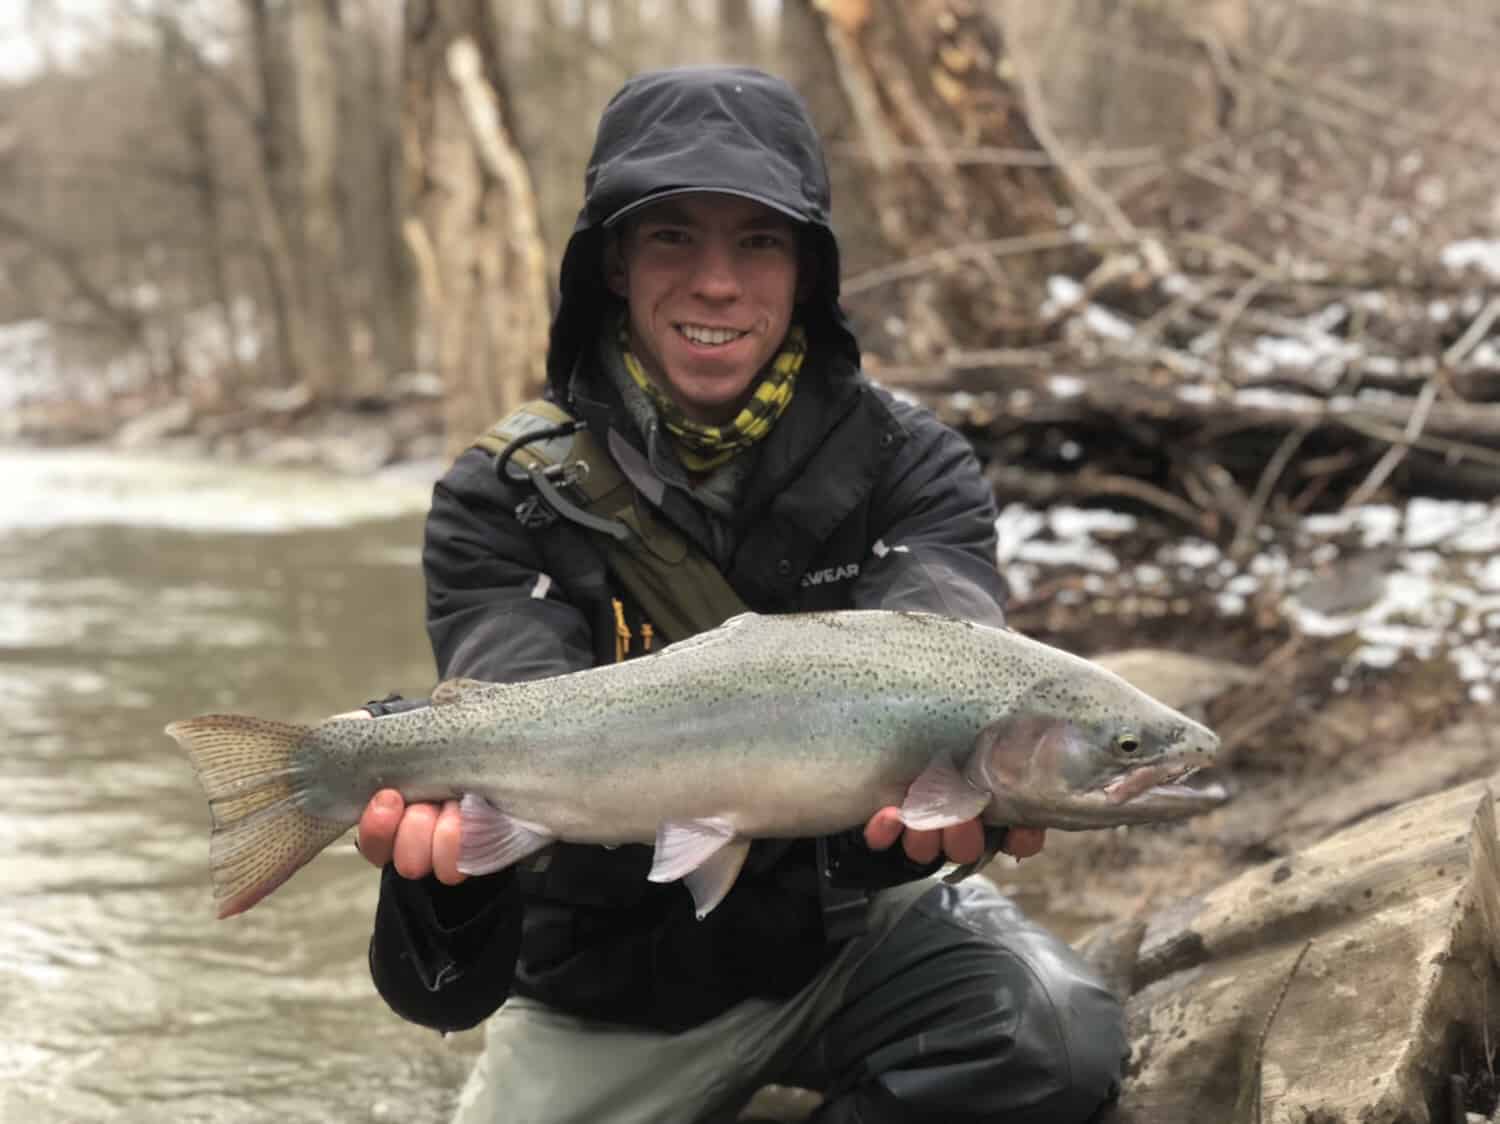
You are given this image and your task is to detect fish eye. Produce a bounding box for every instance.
[1115,732,1142,754]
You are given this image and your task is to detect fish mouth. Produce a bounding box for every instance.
[1102,762,1220,805]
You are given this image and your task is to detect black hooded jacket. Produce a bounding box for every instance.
[368,66,1010,1035]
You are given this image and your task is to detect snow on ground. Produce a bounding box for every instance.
[996,499,1500,702]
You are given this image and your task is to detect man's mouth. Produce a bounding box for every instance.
[677,323,749,347]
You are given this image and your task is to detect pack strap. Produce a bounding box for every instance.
[475,401,750,643]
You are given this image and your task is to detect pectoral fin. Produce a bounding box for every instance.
[457,795,555,874]
[648,818,749,919]
[900,752,992,830]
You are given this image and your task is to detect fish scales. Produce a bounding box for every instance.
[168,610,1227,918]
[301,615,1003,837]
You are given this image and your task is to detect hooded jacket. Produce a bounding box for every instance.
[368,66,1010,1035]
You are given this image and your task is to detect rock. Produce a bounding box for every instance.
[1211,718,1500,857]
[1107,776,1500,1123]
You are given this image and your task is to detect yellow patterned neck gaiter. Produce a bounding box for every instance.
[619,324,804,472]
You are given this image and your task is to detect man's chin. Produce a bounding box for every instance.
[663,373,759,424]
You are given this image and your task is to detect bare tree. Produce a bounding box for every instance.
[289,0,363,400]
[401,0,550,450]
[154,7,248,387]
[795,0,1076,363]
[242,0,318,390]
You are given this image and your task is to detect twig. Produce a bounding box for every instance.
[1231,424,1313,559]
[841,230,1106,297]
[1180,157,1400,258]
[1010,47,1140,244]
[1343,378,1440,510]
[829,141,1164,170]
[1247,940,1314,1124]
[1443,297,1500,369]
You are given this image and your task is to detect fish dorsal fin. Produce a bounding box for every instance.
[651,613,761,660]
[900,752,992,830]
[457,795,555,874]
[431,678,492,707]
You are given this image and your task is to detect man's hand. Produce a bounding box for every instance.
[335,709,468,885]
[357,789,468,884]
[862,807,1047,865]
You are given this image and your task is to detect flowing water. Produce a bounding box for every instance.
[0,449,483,1123]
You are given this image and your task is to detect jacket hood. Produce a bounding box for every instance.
[548,66,859,391]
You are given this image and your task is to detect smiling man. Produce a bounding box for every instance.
[355,66,1124,1124]
[606,193,802,427]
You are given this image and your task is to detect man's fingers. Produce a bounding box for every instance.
[1003,826,1047,859]
[356,789,405,868]
[862,806,906,851]
[432,799,468,885]
[392,801,440,880]
[942,820,985,865]
[901,826,941,865]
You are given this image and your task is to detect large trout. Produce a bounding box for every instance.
[168,610,1226,920]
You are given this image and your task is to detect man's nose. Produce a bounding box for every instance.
[690,241,742,300]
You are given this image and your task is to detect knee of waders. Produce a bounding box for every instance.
[870,882,1128,1122]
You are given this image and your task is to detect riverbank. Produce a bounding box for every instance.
[3,376,451,476]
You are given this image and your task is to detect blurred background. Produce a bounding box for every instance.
[3,2,1499,1121]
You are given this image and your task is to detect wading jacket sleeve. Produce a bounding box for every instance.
[367,372,1010,1033]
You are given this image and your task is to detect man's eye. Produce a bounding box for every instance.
[648,228,689,245]
[744,234,784,250]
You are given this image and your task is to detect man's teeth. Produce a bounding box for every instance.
[680,325,746,345]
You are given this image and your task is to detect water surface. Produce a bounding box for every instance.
[0,449,482,1123]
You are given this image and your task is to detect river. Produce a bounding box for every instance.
[0,449,482,1123]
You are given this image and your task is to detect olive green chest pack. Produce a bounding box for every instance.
[474,400,748,644]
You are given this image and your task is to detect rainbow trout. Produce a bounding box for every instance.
[168,610,1225,919]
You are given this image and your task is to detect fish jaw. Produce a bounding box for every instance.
[1101,754,1206,805]
[983,771,1231,830]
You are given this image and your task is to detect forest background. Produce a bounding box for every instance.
[4,0,1497,497]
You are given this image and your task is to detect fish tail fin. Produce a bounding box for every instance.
[166,715,349,919]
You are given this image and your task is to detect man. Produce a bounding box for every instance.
[355,66,1125,1123]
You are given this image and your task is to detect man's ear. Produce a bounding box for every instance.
[603,231,629,299]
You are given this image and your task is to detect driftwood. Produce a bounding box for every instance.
[870,235,1500,530]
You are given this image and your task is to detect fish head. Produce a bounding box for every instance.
[966,669,1222,825]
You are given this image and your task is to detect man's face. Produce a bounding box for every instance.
[606,192,801,426]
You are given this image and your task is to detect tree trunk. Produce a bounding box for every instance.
[243,0,317,388]
[367,24,419,386]
[290,0,361,400]
[798,0,1080,362]
[401,0,550,453]
[156,10,249,387]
